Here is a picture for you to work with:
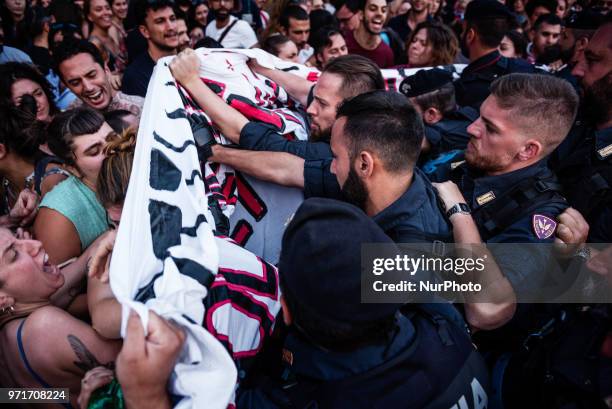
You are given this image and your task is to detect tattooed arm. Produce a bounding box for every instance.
[21,306,121,407]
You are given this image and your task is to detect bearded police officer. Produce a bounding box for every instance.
[454,0,538,109]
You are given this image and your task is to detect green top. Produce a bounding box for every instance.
[40,176,107,250]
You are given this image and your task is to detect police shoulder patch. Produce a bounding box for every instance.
[532,214,557,239]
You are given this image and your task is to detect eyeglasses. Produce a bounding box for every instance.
[337,13,356,24]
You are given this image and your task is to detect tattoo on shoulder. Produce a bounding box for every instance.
[67,334,105,372]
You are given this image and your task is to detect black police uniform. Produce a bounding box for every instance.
[305,164,453,242]
[454,50,538,109]
[239,121,454,242]
[424,106,479,156]
[237,309,490,409]
[430,160,568,296]
[239,122,332,160]
[550,123,612,242]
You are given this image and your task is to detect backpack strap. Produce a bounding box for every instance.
[218,19,240,45]
[32,156,69,195]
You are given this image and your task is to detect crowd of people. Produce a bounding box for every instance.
[0,0,611,408]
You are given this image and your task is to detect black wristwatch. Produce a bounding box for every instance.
[446,203,471,218]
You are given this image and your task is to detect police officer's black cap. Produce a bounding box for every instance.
[564,10,606,30]
[464,0,514,21]
[399,68,453,98]
[279,198,401,324]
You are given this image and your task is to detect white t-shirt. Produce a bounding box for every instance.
[205,16,258,49]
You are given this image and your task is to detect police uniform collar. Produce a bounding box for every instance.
[372,168,428,232]
[465,160,551,209]
[282,314,416,382]
[463,50,503,75]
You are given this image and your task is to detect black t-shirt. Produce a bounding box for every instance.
[25,45,52,75]
[121,51,155,98]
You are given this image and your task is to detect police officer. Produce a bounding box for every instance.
[208,90,453,244]
[236,197,490,409]
[454,0,538,109]
[550,20,612,242]
[399,68,479,158]
[555,10,606,91]
[431,73,579,327]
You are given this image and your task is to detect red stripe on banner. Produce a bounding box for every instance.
[201,78,226,95]
[230,219,254,246]
[227,94,284,130]
[307,71,320,82]
[236,173,267,221]
[221,173,238,206]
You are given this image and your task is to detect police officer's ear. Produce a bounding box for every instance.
[356,151,375,178]
[280,295,293,326]
[517,139,542,162]
[423,107,443,125]
[465,27,476,46]
[575,37,589,55]
[0,143,6,160]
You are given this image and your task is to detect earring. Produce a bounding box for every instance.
[0,305,15,315]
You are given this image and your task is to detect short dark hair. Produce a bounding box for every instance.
[490,73,579,155]
[525,0,556,18]
[309,8,337,37]
[337,91,424,172]
[174,7,187,23]
[104,109,135,134]
[504,30,528,59]
[533,13,563,31]
[333,0,361,13]
[47,107,108,167]
[280,5,309,30]
[467,16,516,48]
[262,34,292,56]
[134,0,176,27]
[310,25,343,55]
[0,62,58,116]
[322,54,385,99]
[0,103,45,159]
[412,83,456,116]
[53,40,106,80]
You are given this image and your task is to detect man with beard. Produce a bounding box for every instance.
[175,10,191,52]
[335,0,361,33]
[170,49,449,240]
[121,0,179,98]
[171,52,382,151]
[54,40,144,119]
[278,6,312,64]
[387,0,431,42]
[205,0,258,49]
[430,73,578,320]
[550,20,612,242]
[555,10,606,88]
[526,14,562,64]
[454,0,537,109]
[344,0,395,68]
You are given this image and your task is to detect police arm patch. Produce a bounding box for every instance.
[532,214,557,239]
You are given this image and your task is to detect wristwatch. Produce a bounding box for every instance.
[446,203,471,219]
